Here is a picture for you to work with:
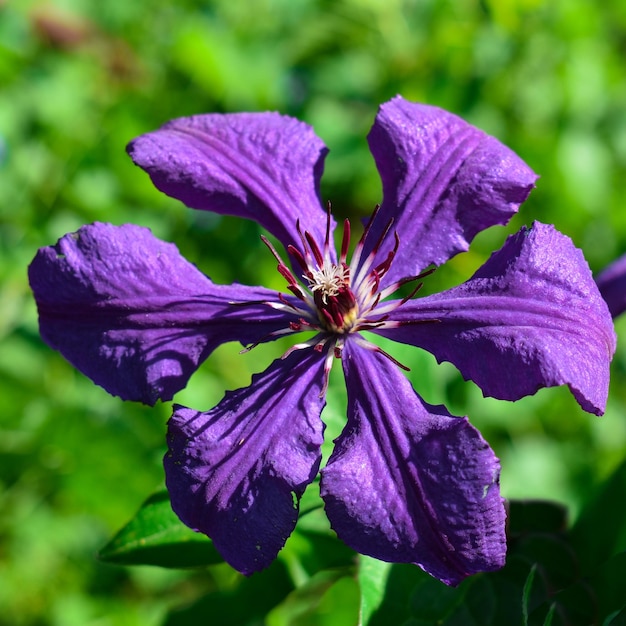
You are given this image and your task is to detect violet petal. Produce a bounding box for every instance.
[28,223,299,404]
[596,253,626,318]
[165,349,326,575]
[363,96,537,285]
[127,112,333,256]
[320,341,506,586]
[375,222,616,415]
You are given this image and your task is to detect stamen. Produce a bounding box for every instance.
[376,267,437,302]
[287,283,307,300]
[257,201,435,372]
[324,201,333,260]
[287,244,312,278]
[305,231,324,267]
[280,334,326,360]
[347,204,380,274]
[306,262,348,302]
[351,219,395,288]
[239,327,297,354]
[398,282,425,305]
[353,335,411,371]
[354,317,389,331]
[340,219,351,265]
[393,318,441,326]
[276,293,308,314]
[361,204,382,246]
[230,298,311,320]
[260,234,286,265]
[319,342,336,397]
[372,232,400,278]
[261,235,299,286]
[370,218,395,256]
[296,219,313,266]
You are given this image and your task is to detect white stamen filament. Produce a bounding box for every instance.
[305,261,349,303]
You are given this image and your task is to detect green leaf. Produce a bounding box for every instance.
[569,458,626,571]
[589,552,626,620]
[358,556,393,626]
[542,603,556,626]
[522,564,537,626]
[99,490,223,568]
[165,559,294,626]
[266,569,359,626]
[604,607,626,626]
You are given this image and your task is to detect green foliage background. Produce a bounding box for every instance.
[2,0,626,624]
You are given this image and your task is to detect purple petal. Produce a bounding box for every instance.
[596,253,626,318]
[28,223,299,404]
[127,112,333,255]
[363,96,537,285]
[321,341,505,586]
[375,222,616,415]
[164,349,326,575]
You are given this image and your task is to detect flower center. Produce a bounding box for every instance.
[305,261,358,333]
[255,204,436,396]
[306,262,348,302]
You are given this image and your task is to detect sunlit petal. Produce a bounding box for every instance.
[128,112,333,255]
[165,349,326,574]
[375,222,615,415]
[28,223,299,404]
[363,96,537,285]
[321,342,505,586]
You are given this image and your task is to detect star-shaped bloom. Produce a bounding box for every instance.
[28,96,616,586]
[596,253,626,318]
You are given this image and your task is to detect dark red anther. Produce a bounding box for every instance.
[369,217,394,256]
[276,264,297,285]
[305,230,324,266]
[278,293,299,311]
[340,219,351,264]
[287,244,312,277]
[360,204,381,246]
[324,201,333,250]
[287,284,306,299]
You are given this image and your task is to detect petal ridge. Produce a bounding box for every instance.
[321,342,506,586]
[165,349,326,574]
[376,222,616,414]
[127,112,333,254]
[28,222,299,404]
[364,96,537,284]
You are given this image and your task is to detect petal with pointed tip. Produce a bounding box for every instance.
[28,223,299,404]
[321,341,506,586]
[165,349,326,575]
[375,222,616,415]
[363,96,537,285]
[127,112,333,256]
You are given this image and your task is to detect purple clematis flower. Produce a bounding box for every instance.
[28,96,616,586]
[596,253,626,318]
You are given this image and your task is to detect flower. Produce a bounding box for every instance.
[28,96,615,586]
[596,253,626,318]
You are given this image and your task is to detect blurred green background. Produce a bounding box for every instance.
[2,0,626,624]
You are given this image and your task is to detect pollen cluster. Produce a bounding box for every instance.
[306,262,348,303]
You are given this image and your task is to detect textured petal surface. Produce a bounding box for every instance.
[321,342,505,586]
[164,349,326,575]
[375,222,616,415]
[28,223,299,404]
[363,96,537,285]
[596,253,626,318]
[127,112,333,256]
